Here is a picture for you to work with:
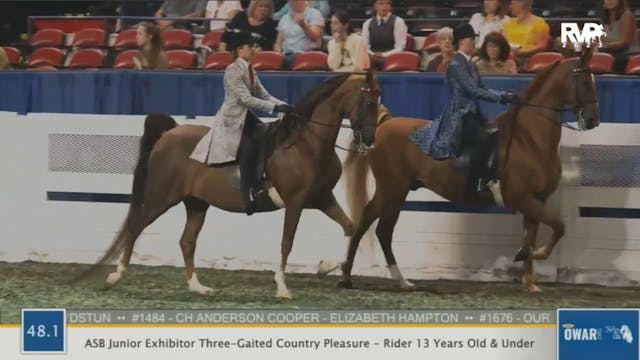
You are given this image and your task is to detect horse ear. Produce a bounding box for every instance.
[366,67,378,89]
[580,43,595,67]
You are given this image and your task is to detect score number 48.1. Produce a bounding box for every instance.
[26,324,59,338]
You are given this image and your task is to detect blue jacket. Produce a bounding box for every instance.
[411,52,506,159]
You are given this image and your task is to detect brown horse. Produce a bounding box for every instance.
[320,46,601,293]
[71,70,381,298]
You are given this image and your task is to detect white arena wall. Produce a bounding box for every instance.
[1,111,640,286]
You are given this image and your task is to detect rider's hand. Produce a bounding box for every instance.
[274,104,294,113]
[501,90,519,104]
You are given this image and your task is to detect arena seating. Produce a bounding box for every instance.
[2,46,20,65]
[3,0,639,75]
[251,51,284,71]
[383,51,420,72]
[67,48,104,69]
[292,51,329,71]
[625,54,640,75]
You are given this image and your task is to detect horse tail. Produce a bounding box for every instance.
[67,114,177,284]
[343,140,376,256]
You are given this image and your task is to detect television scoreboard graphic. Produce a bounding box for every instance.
[0,309,638,359]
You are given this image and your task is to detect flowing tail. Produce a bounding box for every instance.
[67,113,177,284]
[343,104,393,257]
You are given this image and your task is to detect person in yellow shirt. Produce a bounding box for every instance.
[502,0,549,59]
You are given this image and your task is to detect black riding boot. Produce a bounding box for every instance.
[239,137,258,215]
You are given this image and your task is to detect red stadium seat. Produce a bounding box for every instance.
[3,47,20,65]
[113,29,139,49]
[589,52,614,74]
[28,65,58,71]
[421,32,440,52]
[405,34,415,51]
[203,51,233,70]
[28,47,65,67]
[383,51,420,71]
[251,51,283,70]
[291,51,328,71]
[202,31,224,51]
[71,28,106,48]
[113,50,140,69]
[30,28,65,48]
[162,29,193,49]
[67,49,104,68]
[624,54,640,74]
[526,52,563,73]
[166,49,195,69]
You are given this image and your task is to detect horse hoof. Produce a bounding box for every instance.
[513,247,531,262]
[105,272,121,289]
[191,286,215,296]
[527,285,543,293]
[276,290,293,299]
[400,281,416,290]
[337,279,353,289]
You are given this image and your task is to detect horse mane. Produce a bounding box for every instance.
[292,72,354,122]
[496,59,563,132]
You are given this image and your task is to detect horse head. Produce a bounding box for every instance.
[344,67,381,148]
[546,44,600,130]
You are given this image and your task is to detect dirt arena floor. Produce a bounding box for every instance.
[2,261,639,323]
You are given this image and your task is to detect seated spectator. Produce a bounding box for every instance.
[361,0,408,70]
[221,0,278,51]
[421,27,454,72]
[133,22,169,69]
[0,47,10,70]
[273,0,330,21]
[600,0,640,73]
[274,0,325,69]
[327,10,370,72]
[206,0,243,31]
[502,0,549,65]
[469,0,509,50]
[155,0,207,29]
[473,32,518,74]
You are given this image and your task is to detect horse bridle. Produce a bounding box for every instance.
[304,80,380,153]
[514,66,598,131]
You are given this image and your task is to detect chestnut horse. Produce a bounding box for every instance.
[321,46,600,292]
[71,70,381,298]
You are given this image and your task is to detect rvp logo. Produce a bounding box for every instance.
[562,323,602,341]
[561,23,606,47]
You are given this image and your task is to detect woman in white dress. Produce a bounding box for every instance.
[469,0,509,50]
[327,10,370,72]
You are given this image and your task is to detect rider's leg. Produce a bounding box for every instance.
[239,130,258,215]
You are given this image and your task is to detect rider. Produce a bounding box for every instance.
[210,30,293,215]
[411,23,519,196]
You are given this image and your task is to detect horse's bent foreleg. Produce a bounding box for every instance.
[515,216,541,292]
[180,198,211,295]
[316,192,353,278]
[515,198,565,261]
[275,202,304,299]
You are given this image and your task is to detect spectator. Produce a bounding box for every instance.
[361,0,408,70]
[155,0,207,29]
[327,10,370,72]
[502,0,549,63]
[473,32,518,74]
[600,0,640,73]
[133,22,169,69]
[0,47,10,70]
[274,0,325,69]
[421,27,454,72]
[273,0,330,21]
[206,0,243,31]
[221,0,278,51]
[469,0,509,50]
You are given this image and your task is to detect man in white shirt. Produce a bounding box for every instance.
[361,0,408,69]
